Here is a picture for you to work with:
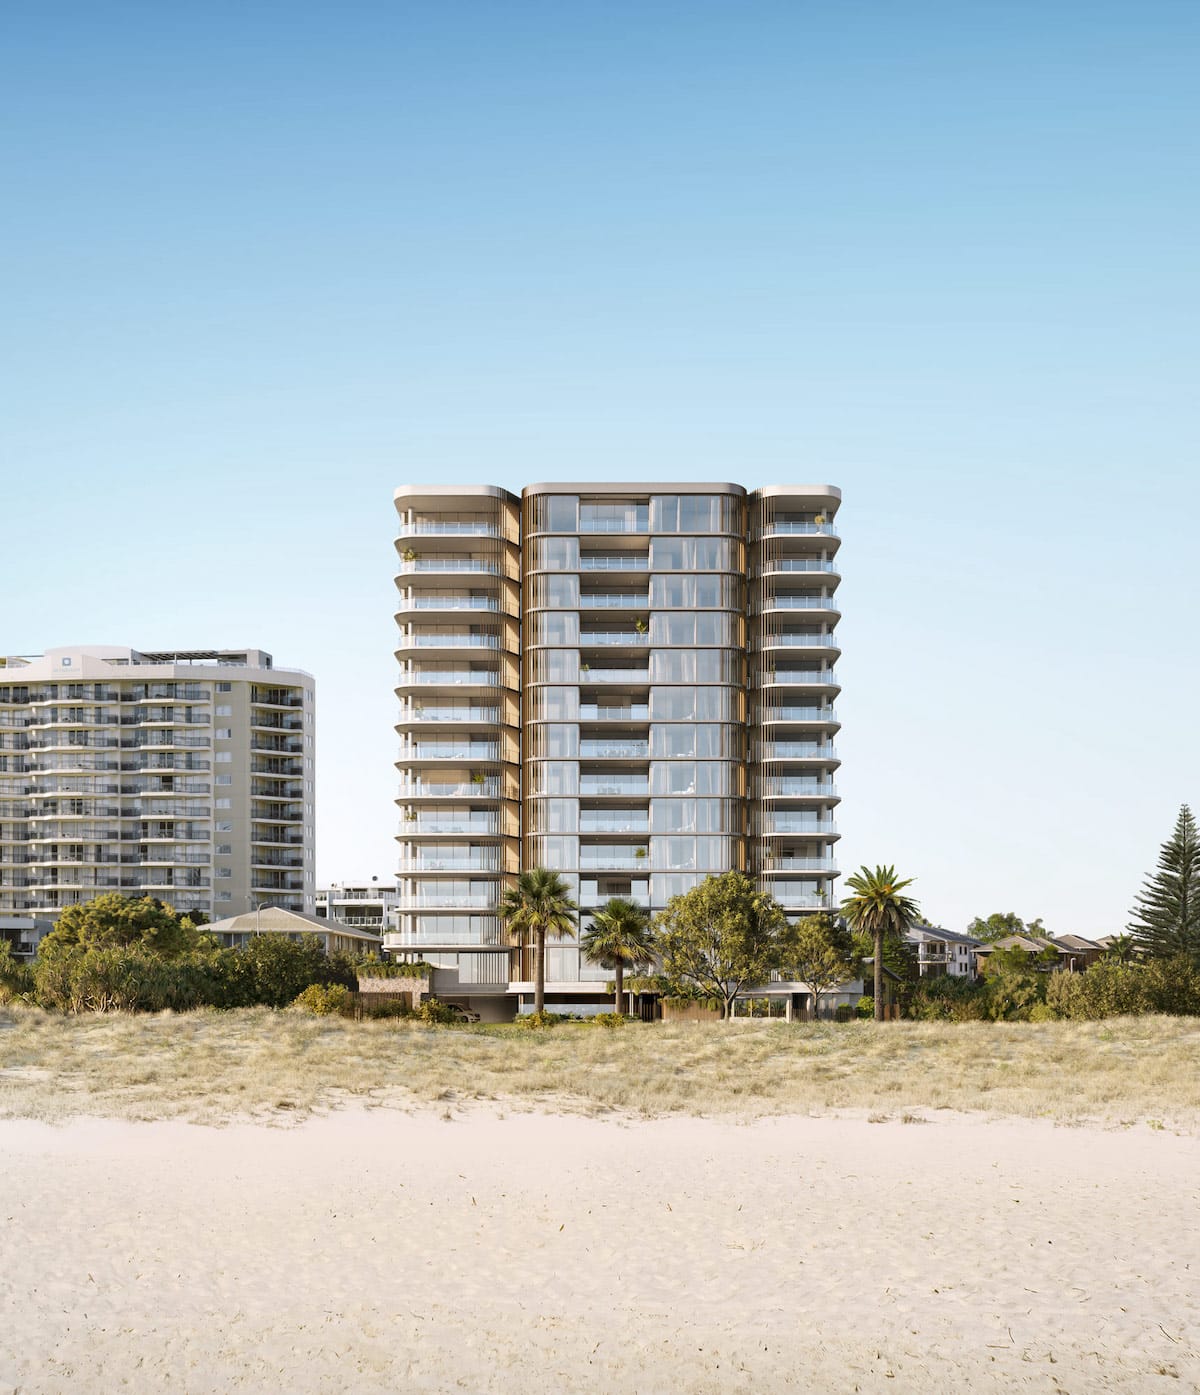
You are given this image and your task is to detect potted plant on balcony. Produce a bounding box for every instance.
[402,548,418,563]
[634,619,648,635]
[634,847,647,860]
[813,515,826,527]
[471,770,486,787]
[403,808,418,822]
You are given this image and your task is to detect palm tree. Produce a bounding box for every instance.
[498,868,578,1015]
[580,897,656,1014]
[841,865,920,1022]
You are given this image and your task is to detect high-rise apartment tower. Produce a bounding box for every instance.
[393,484,840,1014]
[0,646,315,921]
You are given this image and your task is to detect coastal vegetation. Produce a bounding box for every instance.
[1,1007,1198,1128]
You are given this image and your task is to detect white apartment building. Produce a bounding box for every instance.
[392,482,842,1016]
[0,646,315,922]
[907,925,982,978]
[315,881,400,935]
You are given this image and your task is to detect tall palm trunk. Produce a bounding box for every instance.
[535,928,546,1014]
[874,927,884,1021]
[613,961,624,1014]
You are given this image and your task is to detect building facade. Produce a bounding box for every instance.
[0,646,315,922]
[393,483,841,1015]
[316,881,400,936]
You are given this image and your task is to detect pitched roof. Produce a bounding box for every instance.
[205,906,382,943]
[907,924,984,948]
[1053,935,1104,951]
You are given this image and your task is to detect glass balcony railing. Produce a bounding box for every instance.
[579,594,650,609]
[397,853,501,872]
[396,892,499,909]
[579,777,650,796]
[397,558,501,574]
[762,671,839,685]
[398,779,501,798]
[400,817,500,835]
[760,818,839,835]
[398,707,500,724]
[398,633,501,648]
[580,704,650,722]
[760,891,832,909]
[760,634,839,648]
[761,559,839,573]
[578,667,651,684]
[759,857,839,871]
[762,595,839,609]
[404,521,500,537]
[577,514,649,534]
[579,556,650,571]
[579,815,650,834]
[579,849,649,869]
[404,595,501,611]
[759,743,838,761]
[401,670,500,686]
[758,779,838,797]
[762,707,838,722]
[580,632,650,646]
[399,743,499,761]
[759,521,840,538]
[580,741,649,759]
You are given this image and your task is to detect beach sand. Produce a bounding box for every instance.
[1,1107,1196,1393]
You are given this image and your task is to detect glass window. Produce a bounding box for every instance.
[528,835,578,868]
[649,537,687,571]
[651,761,696,795]
[649,574,689,608]
[651,724,699,758]
[531,611,579,646]
[533,573,579,608]
[649,687,694,721]
[528,686,579,721]
[654,836,697,870]
[695,836,729,868]
[526,760,579,795]
[544,495,578,532]
[529,536,580,571]
[652,800,695,833]
[651,873,702,904]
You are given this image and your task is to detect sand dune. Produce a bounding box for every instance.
[1,1108,1197,1393]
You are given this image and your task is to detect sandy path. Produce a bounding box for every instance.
[0,1108,1197,1393]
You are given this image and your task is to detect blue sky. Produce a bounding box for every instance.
[3,1,1197,932]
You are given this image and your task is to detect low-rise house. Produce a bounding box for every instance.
[975,933,1098,975]
[0,915,52,961]
[1051,935,1107,971]
[205,906,383,958]
[907,924,982,978]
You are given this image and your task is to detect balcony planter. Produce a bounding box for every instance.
[402,548,418,563]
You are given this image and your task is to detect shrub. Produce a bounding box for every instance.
[591,1012,627,1028]
[855,996,874,1019]
[353,958,434,980]
[417,996,458,1026]
[359,997,414,1020]
[0,943,34,1003]
[292,984,353,1016]
[518,1009,563,1029]
[834,1004,855,1023]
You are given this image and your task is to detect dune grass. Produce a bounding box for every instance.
[1,1006,1198,1127]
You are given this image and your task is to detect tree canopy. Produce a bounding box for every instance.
[580,897,656,1014]
[781,913,857,1017]
[841,865,920,1022]
[39,894,211,960]
[653,872,788,1020]
[1128,804,1200,964]
[498,867,578,1015]
[965,911,1047,942]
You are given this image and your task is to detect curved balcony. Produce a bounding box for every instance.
[758,633,840,652]
[757,521,840,539]
[397,778,502,800]
[760,559,840,576]
[758,707,840,728]
[757,595,841,616]
[395,632,503,653]
[759,671,840,690]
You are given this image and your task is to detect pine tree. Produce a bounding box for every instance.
[1128,805,1200,963]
